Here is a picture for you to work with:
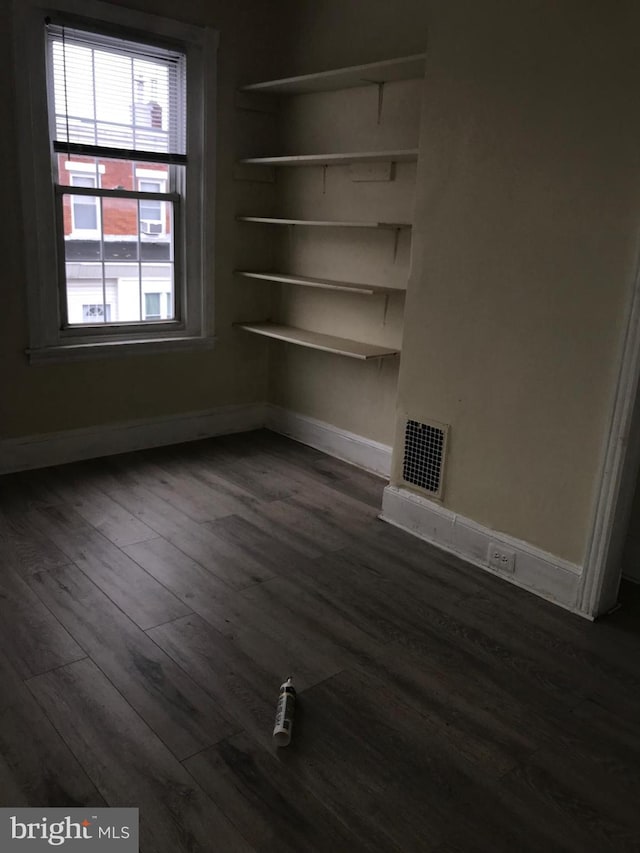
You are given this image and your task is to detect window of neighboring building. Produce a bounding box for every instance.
[83,303,111,322]
[69,174,100,236]
[14,1,216,362]
[138,176,166,235]
[144,292,162,320]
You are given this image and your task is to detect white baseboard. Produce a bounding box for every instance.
[0,402,389,477]
[381,485,588,618]
[266,405,391,478]
[0,405,591,617]
[0,403,266,474]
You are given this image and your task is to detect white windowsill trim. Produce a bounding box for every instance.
[27,335,216,364]
[69,230,101,239]
[136,168,167,179]
[65,161,106,174]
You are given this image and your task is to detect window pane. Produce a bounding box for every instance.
[48,26,186,157]
[101,194,138,246]
[61,191,174,325]
[65,239,100,262]
[143,267,174,320]
[56,156,174,192]
[57,157,99,186]
[65,263,102,324]
[104,262,139,322]
[101,159,172,191]
[97,158,133,191]
[140,199,162,222]
[94,50,133,133]
[52,42,95,125]
[141,201,173,261]
[135,166,171,188]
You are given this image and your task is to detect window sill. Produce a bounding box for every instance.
[26,335,217,365]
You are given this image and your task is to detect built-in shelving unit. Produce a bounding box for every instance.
[236,271,403,296]
[237,216,411,229]
[240,54,427,95]
[235,322,400,360]
[239,149,418,167]
[235,53,423,375]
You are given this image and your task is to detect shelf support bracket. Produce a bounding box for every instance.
[383,294,390,326]
[376,82,385,125]
[288,224,294,260]
[322,165,328,195]
[393,227,401,261]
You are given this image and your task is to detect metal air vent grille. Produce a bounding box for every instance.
[402,419,447,497]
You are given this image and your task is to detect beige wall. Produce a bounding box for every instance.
[265,1,429,444]
[1,0,285,438]
[6,0,640,571]
[621,475,640,584]
[280,0,640,566]
[400,0,640,564]
[266,81,420,444]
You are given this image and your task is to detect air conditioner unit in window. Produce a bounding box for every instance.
[140,220,163,235]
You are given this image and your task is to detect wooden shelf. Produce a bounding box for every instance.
[235,321,400,360]
[239,149,418,167]
[241,54,427,95]
[236,271,403,296]
[237,216,411,229]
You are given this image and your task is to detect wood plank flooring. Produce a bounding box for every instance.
[1,429,640,852]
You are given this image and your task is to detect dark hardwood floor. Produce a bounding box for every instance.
[1,429,640,852]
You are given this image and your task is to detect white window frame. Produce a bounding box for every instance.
[13,0,217,363]
[63,160,105,175]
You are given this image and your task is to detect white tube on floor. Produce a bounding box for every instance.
[273,676,296,747]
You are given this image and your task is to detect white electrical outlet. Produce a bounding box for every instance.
[488,542,516,573]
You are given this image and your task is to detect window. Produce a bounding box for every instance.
[50,24,182,328]
[70,174,100,235]
[138,178,165,231]
[144,293,161,320]
[14,1,216,361]
[83,303,111,322]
